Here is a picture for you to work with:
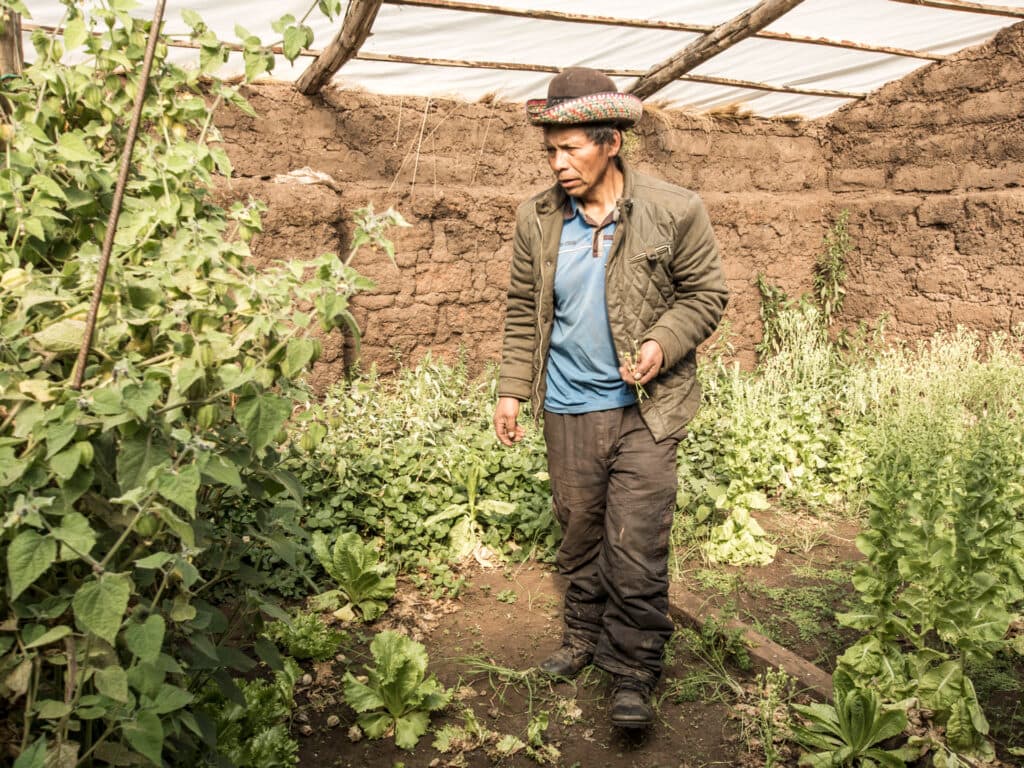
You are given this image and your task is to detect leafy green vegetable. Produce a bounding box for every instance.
[791,686,919,767]
[343,630,451,749]
[311,531,396,621]
[197,658,302,767]
[263,611,347,661]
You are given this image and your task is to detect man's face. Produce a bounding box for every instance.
[543,126,620,199]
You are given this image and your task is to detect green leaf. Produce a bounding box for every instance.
[23,624,72,649]
[393,711,430,750]
[55,133,100,163]
[0,446,28,485]
[181,8,203,29]
[45,421,78,458]
[236,393,292,452]
[7,529,57,600]
[282,25,311,63]
[343,674,386,713]
[63,15,87,49]
[13,736,46,768]
[134,553,174,569]
[271,14,296,33]
[33,699,71,719]
[148,683,192,714]
[282,338,316,377]
[32,319,86,353]
[95,664,130,703]
[357,711,394,739]
[53,511,97,560]
[199,454,243,488]
[318,0,342,18]
[156,463,201,515]
[122,709,164,766]
[122,380,162,421]
[49,443,81,480]
[73,573,131,644]
[125,615,165,662]
[918,661,963,712]
[117,432,172,492]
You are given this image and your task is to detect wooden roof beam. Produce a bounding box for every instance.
[384,0,946,61]
[353,51,866,100]
[628,0,807,100]
[296,0,383,95]
[889,0,1024,18]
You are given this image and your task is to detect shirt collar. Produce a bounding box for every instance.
[562,195,618,228]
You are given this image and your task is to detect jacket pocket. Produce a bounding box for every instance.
[628,241,672,264]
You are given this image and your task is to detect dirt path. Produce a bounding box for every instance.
[296,563,743,768]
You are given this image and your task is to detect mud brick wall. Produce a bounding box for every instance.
[213,21,1024,384]
[824,24,1024,337]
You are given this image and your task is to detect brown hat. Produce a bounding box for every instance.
[526,67,643,127]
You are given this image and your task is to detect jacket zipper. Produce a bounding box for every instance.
[532,208,547,410]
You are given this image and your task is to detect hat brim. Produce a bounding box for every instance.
[526,92,643,127]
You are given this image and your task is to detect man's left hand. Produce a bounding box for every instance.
[619,340,664,386]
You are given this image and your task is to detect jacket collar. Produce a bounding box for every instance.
[534,156,635,218]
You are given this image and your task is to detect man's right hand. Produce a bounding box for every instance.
[494,396,526,447]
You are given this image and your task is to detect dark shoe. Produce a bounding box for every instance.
[538,647,593,678]
[609,677,654,728]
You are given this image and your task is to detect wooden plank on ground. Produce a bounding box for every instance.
[629,0,807,101]
[668,583,834,701]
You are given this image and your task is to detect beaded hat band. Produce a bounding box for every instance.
[526,67,643,127]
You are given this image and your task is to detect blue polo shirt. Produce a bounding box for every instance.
[544,198,636,414]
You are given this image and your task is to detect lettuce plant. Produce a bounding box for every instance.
[311,531,396,621]
[343,630,451,749]
[791,686,918,767]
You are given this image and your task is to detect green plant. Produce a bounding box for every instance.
[194,658,302,768]
[755,274,792,358]
[342,630,451,750]
[671,619,749,700]
[289,357,557,587]
[263,611,347,661]
[837,413,1024,760]
[813,210,851,328]
[310,530,397,621]
[0,0,405,762]
[790,685,918,767]
[421,456,518,562]
[737,670,797,768]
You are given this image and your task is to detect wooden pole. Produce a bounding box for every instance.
[629,0,807,101]
[296,0,383,95]
[354,51,865,100]
[384,0,946,61]
[19,24,865,103]
[889,0,1024,18]
[0,7,23,76]
[72,0,167,389]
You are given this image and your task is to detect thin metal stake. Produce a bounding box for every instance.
[71,0,167,390]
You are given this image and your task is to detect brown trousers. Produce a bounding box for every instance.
[543,406,678,685]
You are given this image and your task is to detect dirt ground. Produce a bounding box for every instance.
[291,506,1023,767]
[295,561,743,768]
[291,507,868,768]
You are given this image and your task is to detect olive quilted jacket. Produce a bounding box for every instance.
[498,160,728,442]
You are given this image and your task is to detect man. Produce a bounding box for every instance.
[493,67,728,728]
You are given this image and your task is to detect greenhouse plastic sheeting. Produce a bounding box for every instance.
[19,0,1024,117]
